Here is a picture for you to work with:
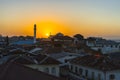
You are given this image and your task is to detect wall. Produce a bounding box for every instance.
[106,70,120,80]
[69,63,120,80]
[25,64,60,77]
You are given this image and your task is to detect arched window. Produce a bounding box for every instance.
[79,68,83,75]
[91,72,94,80]
[75,66,78,73]
[85,70,88,77]
[70,65,73,71]
[109,74,115,80]
[98,73,101,80]
[51,67,56,75]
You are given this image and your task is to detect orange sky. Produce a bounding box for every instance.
[0,0,120,39]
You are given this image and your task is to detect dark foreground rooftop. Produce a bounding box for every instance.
[0,62,61,80]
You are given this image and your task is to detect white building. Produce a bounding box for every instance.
[2,52,61,77]
[26,54,61,77]
[86,37,120,54]
[69,55,120,80]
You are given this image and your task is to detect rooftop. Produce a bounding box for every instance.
[11,40,34,45]
[70,55,120,71]
[0,62,61,80]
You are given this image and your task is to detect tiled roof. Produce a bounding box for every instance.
[34,54,47,62]
[5,53,61,65]
[0,62,61,80]
[6,55,36,64]
[34,54,61,65]
[78,44,102,55]
[70,55,120,71]
[9,49,26,55]
[8,49,36,57]
[12,57,35,64]
[44,47,63,54]
[40,56,61,65]
[52,36,73,40]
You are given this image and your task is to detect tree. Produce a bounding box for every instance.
[19,36,25,40]
[73,34,84,40]
[26,35,33,40]
[55,32,64,37]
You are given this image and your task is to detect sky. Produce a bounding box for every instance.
[0,0,120,39]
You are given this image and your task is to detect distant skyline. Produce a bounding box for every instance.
[0,0,120,39]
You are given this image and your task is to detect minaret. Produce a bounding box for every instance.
[6,36,9,46]
[34,24,37,43]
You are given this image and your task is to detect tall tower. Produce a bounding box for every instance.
[34,24,37,43]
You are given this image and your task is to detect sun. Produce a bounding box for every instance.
[46,33,49,37]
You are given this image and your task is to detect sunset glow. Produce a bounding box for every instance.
[46,33,49,37]
[1,0,120,39]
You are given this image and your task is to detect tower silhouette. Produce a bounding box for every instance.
[34,24,37,43]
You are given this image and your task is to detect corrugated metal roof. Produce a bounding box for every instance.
[11,40,34,45]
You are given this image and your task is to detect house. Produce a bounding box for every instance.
[27,54,61,77]
[1,50,61,77]
[0,62,61,80]
[0,36,7,47]
[69,55,120,80]
[43,47,85,64]
[86,37,120,54]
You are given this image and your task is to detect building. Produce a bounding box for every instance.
[0,62,61,80]
[0,36,8,47]
[0,49,61,77]
[69,55,120,80]
[26,54,61,77]
[51,33,73,48]
[86,37,120,54]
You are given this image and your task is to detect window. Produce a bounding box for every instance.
[51,67,56,74]
[44,67,49,73]
[79,68,83,75]
[98,73,101,80]
[85,70,88,77]
[91,72,94,80]
[75,66,78,73]
[110,74,115,80]
[71,65,73,71]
